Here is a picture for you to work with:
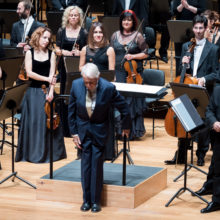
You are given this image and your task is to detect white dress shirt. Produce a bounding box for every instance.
[125,0,131,10]
[193,38,206,77]
[21,15,34,42]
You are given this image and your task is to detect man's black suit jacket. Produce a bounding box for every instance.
[51,0,87,11]
[10,20,45,46]
[112,0,149,26]
[180,39,219,94]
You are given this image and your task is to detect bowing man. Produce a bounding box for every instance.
[68,63,131,212]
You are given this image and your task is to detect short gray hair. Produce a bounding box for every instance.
[81,63,100,78]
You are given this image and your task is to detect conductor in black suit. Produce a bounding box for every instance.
[68,63,131,212]
[51,0,87,11]
[10,0,45,49]
[112,0,149,27]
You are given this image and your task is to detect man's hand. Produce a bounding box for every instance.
[197,77,205,87]
[182,55,190,64]
[122,129,130,138]
[213,121,220,133]
[72,135,82,149]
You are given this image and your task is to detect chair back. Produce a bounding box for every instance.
[142,69,165,86]
[143,27,156,48]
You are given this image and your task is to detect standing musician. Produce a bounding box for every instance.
[68,63,131,212]
[10,0,45,49]
[110,10,148,140]
[195,84,220,213]
[51,0,87,11]
[79,22,115,71]
[15,27,66,163]
[165,15,219,166]
[55,5,87,137]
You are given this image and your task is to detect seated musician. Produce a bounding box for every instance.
[165,15,219,166]
[10,0,45,50]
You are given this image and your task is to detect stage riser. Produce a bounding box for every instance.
[36,169,167,209]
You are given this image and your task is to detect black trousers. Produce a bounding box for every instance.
[81,136,105,204]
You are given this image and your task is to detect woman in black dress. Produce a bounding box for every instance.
[111,10,148,140]
[79,22,115,71]
[15,27,66,163]
[56,6,87,137]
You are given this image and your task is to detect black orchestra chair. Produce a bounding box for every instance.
[143,26,159,70]
[142,69,168,139]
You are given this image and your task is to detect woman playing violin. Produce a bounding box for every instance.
[79,22,115,72]
[110,10,148,140]
[56,6,87,137]
[15,27,66,163]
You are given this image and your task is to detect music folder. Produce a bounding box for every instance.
[169,94,204,133]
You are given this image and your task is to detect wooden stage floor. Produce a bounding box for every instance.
[0,118,219,220]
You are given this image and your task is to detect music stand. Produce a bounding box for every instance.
[167,20,193,81]
[3,46,24,59]
[0,83,36,189]
[0,9,18,40]
[169,83,209,181]
[0,56,24,153]
[46,11,63,35]
[63,56,80,73]
[165,94,208,207]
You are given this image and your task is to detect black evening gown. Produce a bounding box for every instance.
[15,49,66,163]
[111,32,146,139]
[56,27,87,137]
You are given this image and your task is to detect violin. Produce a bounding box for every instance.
[213,21,220,28]
[41,84,60,130]
[164,38,198,138]
[124,60,143,84]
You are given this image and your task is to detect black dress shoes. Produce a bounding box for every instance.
[80,202,91,211]
[164,151,185,165]
[91,203,101,212]
[197,157,205,166]
[201,201,220,213]
[192,187,212,196]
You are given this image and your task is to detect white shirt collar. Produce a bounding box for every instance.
[196,38,206,46]
[21,15,34,24]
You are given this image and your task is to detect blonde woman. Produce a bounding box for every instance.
[15,27,66,163]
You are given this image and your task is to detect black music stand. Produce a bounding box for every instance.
[0,83,36,189]
[165,94,209,207]
[0,56,24,154]
[0,9,18,41]
[63,56,80,73]
[167,20,193,80]
[170,83,209,181]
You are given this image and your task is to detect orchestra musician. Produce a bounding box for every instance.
[51,0,87,11]
[110,9,148,140]
[10,0,45,50]
[79,22,115,71]
[55,5,87,137]
[165,15,219,166]
[15,27,66,163]
[68,63,131,212]
[196,85,220,213]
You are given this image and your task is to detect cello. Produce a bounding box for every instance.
[164,38,198,138]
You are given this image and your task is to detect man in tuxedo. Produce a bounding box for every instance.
[165,15,219,166]
[68,63,131,212]
[51,0,87,11]
[195,85,220,213]
[10,0,45,48]
[112,0,149,27]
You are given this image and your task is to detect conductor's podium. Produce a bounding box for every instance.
[36,160,167,208]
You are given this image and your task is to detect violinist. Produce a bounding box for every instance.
[56,6,87,137]
[15,27,66,163]
[79,22,115,71]
[110,10,148,140]
[165,15,219,166]
[10,0,45,50]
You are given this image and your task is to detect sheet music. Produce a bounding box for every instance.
[112,82,164,96]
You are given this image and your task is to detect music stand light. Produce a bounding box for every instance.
[165,94,209,207]
[0,83,36,189]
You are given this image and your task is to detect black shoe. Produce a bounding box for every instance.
[80,202,91,212]
[192,187,213,196]
[164,151,185,165]
[160,55,168,63]
[91,203,101,212]
[197,157,205,166]
[201,202,220,213]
